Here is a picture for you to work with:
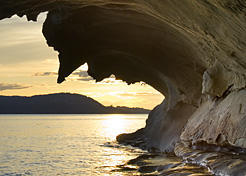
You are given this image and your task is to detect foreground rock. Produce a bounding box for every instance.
[0,0,246,174]
[113,152,212,175]
[175,142,246,176]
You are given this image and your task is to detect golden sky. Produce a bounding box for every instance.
[0,14,163,109]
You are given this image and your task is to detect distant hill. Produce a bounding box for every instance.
[0,93,150,114]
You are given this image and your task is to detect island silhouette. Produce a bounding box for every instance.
[0,93,150,114]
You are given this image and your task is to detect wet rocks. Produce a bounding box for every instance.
[175,142,246,176]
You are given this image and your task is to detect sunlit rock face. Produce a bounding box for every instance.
[1,0,246,156]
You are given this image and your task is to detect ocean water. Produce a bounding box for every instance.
[0,114,210,176]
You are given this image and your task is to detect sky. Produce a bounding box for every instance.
[0,13,163,109]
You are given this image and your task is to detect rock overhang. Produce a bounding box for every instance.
[42,4,205,104]
[1,0,246,153]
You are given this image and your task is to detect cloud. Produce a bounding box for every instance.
[101,77,121,84]
[34,72,58,76]
[33,71,125,84]
[119,92,159,97]
[73,72,125,83]
[73,71,88,77]
[72,71,94,81]
[33,70,94,81]
[77,77,94,81]
[0,83,30,91]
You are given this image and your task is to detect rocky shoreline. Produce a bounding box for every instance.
[1,1,246,175]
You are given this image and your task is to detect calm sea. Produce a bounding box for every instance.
[0,114,210,176]
[0,114,148,175]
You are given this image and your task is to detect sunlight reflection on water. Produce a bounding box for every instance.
[101,114,133,139]
[0,114,210,175]
[0,114,147,175]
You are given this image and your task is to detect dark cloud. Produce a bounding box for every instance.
[0,83,30,91]
[73,71,94,81]
[34,70,94,81]
[73,71,89,77]
[34,71,120,83]
[34,72,58,76]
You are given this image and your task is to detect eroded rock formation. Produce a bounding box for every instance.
[1,0,246,172]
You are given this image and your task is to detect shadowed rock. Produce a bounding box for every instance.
[0,1,246,174]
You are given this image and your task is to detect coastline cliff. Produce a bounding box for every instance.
[1,1,246,174]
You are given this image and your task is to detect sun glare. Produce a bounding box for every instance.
[101,115,128,139]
